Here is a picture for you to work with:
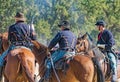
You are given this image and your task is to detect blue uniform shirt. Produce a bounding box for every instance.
[8,21,36,43]
[48,29,76,50]
[97,29,115,51]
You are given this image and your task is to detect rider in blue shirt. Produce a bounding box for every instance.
[95,20,117,82]
[0,12,36,79]
[42,20,77,82]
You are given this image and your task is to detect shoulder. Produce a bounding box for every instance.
[58,30,67,36]
[58,31,63,34]
[53,31,63,38]
[19,22,28,26]
[103,29,112,35]
[103,29,114,39]
[9,24,16,29]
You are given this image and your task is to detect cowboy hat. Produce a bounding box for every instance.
[15,12,26,21]
[58,20,70,29]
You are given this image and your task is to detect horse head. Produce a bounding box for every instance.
[0,34,5,54]
[76,32,104,59]
[0,33,3,54]
[76,32,91,53]
[0,32,9,54]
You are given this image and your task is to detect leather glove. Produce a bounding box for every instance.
[97,44,105,49]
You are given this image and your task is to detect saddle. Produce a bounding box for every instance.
[93,48,117,80]
[54,57,72,74]
[10,46,31,56]
[48,51,75,74]
[102,53,112,80]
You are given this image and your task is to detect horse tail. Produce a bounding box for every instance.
[92,57,105,82]
[17,53,35,82]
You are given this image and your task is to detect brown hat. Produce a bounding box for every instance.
[58,20,70,29]
[15,12,26,21]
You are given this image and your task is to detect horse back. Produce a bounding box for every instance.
[70,55,94,82]
[5,47,35,82]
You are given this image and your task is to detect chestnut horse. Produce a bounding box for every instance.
[0,33,35,82]
[31,40,105,82]
[76,32,120,82]
[0,32,104,82]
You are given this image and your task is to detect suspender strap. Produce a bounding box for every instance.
[14,25,31,42]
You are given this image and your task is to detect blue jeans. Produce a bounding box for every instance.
[107,52,117,82]
[44,50,66,79]
[108,52,117,74]
[0,45,15,66]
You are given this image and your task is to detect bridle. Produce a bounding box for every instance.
[76,34,97,56]
[76,38,88,53]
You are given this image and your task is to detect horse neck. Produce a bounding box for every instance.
[86,38,94,50]
[84,38,96,57]
[32,42,48,65]
[0,34,9,54]
[3,39,9,50]
[87,39,105,60]
[87,50,95,57]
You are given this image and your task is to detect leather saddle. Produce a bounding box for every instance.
[92,48,114,80]
[48,50,75,74]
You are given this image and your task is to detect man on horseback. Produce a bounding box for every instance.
[42,20,77,82]
[95,20,117,82]
[0,12,36,78]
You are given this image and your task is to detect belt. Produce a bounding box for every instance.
[62,48,74,52]
[11,41,27,46]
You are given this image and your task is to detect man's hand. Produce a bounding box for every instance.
[47,52,51,58]
[97,44,105,49]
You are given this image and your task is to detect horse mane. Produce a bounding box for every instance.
[32,41,49,76]
[86,34,105,59]
[32,40,48,53]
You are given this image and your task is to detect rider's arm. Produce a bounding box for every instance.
[104,30,115,50]
[8,25,14,42]
[48,32,61,50]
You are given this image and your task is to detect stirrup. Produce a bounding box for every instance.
[39,77,49,82]
[39,77,44,82]
[43,78,49,82]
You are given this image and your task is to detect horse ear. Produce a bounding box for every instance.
[78,33,82,38]
[82,33,87,40]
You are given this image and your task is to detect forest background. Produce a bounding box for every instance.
[0,0,120,50]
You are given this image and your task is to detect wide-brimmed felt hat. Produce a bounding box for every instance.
[15,12,26,21]
[58,20,70,28]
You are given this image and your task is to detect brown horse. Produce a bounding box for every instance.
[0,32,9,54]
[0,32,104,82]
[76,32,120,82]
[31,40,105,82]
[0,33,35,82]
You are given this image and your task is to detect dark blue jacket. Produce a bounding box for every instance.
[97,29,115,51]
[48,29,76,50]
[8,21,36,44]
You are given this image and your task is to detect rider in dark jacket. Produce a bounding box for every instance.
[42,20,77,82]
[8,13,36,45]
[0,12,36,78]
[95,20,117,82]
